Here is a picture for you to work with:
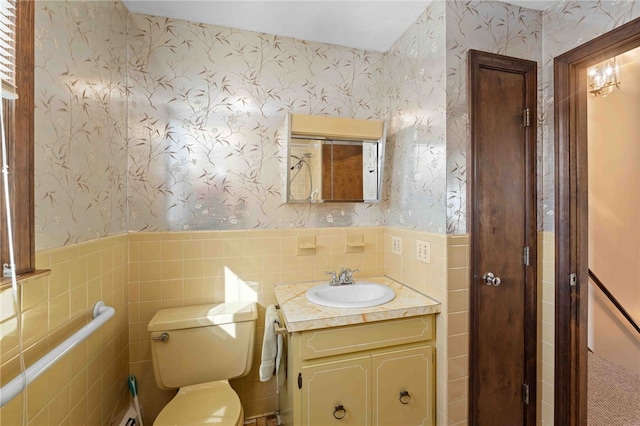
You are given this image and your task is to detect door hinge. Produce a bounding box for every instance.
[570,273,577,287]
[523,383,530,405]
[523,246,530,266]
[297,372,302,389]
[523,108,530,127]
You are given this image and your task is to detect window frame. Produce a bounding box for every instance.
[0,0,35,277]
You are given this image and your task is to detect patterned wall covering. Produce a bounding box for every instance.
[385,0,448,233]
[32,1,640,250]
[127,13,387,233]
[444,1,543,234]
[540,0,640,231]
[34,1,128,249]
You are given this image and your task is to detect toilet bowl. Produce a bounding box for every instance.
[153,381,244,426]
[148,301,257,425]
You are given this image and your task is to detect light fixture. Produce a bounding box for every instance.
[587,57,621,97]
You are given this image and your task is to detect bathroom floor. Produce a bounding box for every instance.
[244,414,278,426]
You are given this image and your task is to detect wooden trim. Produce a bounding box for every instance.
[16,0,35,273]
[0,0,35,274]
[0,269,50,289]
[554,17,640,426]
[468,49,538,425]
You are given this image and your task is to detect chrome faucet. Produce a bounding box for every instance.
[338,267,359,285]
[326,268,359,285]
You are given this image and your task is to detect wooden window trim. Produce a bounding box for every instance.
[0,0,35,276]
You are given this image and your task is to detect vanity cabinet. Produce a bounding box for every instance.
[281,314,435,426]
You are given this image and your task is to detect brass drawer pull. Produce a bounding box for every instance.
[399,390,411,404]
[333,405,346,420]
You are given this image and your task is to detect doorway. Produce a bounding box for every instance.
[554,17,640,426]
[468,50,538,425]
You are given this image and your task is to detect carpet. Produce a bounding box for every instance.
[588,351,640,426]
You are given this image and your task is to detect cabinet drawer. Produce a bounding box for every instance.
[301,315,433,360]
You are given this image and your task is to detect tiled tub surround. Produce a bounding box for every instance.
[274,277,441,332]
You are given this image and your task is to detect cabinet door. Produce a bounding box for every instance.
[372,346,434,426]
[301,356,371,426]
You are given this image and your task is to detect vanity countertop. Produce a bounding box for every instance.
[274,276,441,332]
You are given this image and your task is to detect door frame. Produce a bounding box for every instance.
[554,17,640,426]
[468,49,538,425]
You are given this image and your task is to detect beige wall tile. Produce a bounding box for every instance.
[182,240,204,259]
[139,241,162,262]
[447,245,468,268]
[448,398,468,424]
[0,236,130,426]
[21,277,49,311]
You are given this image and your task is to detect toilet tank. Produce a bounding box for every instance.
[148,301,257,390]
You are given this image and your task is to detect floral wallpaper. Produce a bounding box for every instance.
[34,1,128,249]
[540,0,640,231]
[444,1,543,234]
[32,1,640,249]
[385,0,448,233]
[127,13,387,232]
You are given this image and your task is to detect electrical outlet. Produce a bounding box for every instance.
[416,240,430,263]
[391,236,403,255]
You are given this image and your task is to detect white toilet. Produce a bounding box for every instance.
[148,301,258,425]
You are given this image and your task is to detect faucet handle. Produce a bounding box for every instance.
[346,268,359,284]
[326,271,339,286]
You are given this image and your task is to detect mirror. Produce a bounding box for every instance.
[286,114,386,203]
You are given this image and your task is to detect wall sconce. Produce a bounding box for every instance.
[587,57,621,97]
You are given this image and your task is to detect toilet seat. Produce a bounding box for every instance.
[153,380,243,426]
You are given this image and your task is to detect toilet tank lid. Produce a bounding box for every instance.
[148,301,257,332]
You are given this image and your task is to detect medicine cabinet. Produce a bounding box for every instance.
[285,114,386,203]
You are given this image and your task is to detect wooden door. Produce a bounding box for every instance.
[468,50,537,425]
[301,356,370,426]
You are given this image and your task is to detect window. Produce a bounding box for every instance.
[0,0,34,277]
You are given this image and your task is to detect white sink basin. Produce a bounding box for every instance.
[305,282,396,308]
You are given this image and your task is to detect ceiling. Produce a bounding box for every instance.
[122,0,558,52]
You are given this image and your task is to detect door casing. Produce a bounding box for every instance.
[554,17,640,426]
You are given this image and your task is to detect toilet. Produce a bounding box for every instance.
[148,301,258,425]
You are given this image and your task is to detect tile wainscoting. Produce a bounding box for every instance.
[0,228,555,425]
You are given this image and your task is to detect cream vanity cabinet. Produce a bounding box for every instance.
[282,314,435,426]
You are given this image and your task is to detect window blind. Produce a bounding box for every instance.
[0,0,16,100]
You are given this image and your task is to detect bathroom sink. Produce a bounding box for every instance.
[305,282,396,308]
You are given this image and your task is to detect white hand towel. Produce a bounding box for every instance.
[275,315,285,392]
[259,304,280,382]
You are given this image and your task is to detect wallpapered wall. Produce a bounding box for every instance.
[444,1,543,234]
[540,0,640,231]
[35,1,128,249]
[385,0,448,234]
[33,0,640,250]
[127,13,388,233]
